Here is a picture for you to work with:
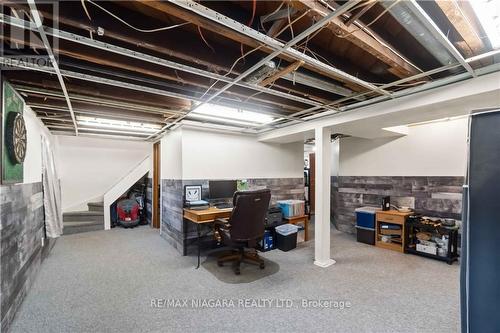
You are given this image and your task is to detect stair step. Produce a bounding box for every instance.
[63,211,104,223]
[87,201,104,212]
[63,221,104,235]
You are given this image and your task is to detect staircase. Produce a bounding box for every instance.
[63,202,104,235]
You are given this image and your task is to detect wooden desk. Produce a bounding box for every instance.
[284,215,309,241]
[183,207,233,269]
[375,210,412,253]
[183,207,233,224]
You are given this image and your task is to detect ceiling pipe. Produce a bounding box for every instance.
[380,0,475,78]
[380,0,456,68]
[281,71,364,100]
[404,0,475,77]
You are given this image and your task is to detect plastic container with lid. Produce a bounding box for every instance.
[275,224,299,251]
[355,206,381,229]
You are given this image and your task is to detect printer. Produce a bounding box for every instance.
[184,200,209,210]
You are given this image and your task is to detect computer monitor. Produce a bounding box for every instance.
[209,180,237,200]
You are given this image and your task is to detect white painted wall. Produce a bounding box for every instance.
[23,105,56,184]
[56,136,151,212]
[339,118,468,176]
[180,126,303,180]
[160,128,183,179]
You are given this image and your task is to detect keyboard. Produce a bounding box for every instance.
[215,203,233,209]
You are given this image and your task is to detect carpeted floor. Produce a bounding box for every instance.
[10,225,460,333]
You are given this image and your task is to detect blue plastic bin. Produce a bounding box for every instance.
[277,200,304,218]
[355,206,380,229]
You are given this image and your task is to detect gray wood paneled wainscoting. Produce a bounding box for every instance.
[331,176,464,234]
[161,178,304,255]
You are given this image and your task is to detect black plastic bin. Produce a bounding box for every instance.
[275,224,298,251]
[356,226,375,245]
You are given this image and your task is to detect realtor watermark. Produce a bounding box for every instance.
[151,298,352,310]
[0,1,59,70]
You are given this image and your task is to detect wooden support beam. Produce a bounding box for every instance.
[1,34,305,114]
[289,0,420,78]
[7,3,234,75]
[260,61,305,87]
[135,0,370,89]
[31,105,168,124]
[137,0,266,51]
[435,0,487,58]
[7,74,187,111]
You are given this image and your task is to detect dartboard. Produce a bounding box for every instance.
[6,112,27,164]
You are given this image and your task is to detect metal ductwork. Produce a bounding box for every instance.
[243,61,277,84]
[380,0,456,66]
[282,71,364,100]
[244,60,364,100]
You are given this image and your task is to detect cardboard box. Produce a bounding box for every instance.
[417,243,437,255]
[380,228,402,236]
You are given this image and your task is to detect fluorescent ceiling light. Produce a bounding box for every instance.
[191,104,275,125]
[77,127,150,136]
[188,113,260,127]
[76,116,161,133]
[470,0,500,49]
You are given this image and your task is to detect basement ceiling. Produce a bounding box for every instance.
[1,0,499,140]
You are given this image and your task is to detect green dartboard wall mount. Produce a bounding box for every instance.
[2,81,25,184]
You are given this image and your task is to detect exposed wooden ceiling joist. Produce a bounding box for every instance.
[135,0,376,91]
[434,0,487,58]
[7,74,188,112]
[1,13,332,112]
[31,106,168,124]
[289,0,421,79]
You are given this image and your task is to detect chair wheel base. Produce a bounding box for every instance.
[216,249,265,275]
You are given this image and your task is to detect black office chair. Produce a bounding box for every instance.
[214,189,271,275]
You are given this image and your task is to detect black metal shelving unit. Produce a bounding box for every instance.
[404,220,459,265]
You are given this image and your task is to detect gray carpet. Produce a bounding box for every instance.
[201,252,280,284]
[9,225,460,333]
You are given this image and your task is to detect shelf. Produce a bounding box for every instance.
[376,241,403,253]
[405,220,460,264]
[378,235,402,243]
[405,247,458,264]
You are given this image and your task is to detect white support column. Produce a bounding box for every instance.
[314,126,336,267]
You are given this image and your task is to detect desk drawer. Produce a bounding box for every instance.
[376,213,404,224]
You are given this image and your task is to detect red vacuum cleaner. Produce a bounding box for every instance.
[116,198,140,228]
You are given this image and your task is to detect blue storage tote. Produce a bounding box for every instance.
[277,200,305,218]
[355,206,380,229]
